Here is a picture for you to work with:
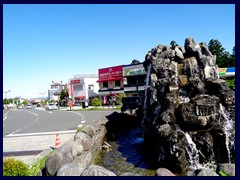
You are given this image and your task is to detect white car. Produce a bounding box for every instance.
[26,104,32,109]
[18,104,24,109]
[46,103,57,110]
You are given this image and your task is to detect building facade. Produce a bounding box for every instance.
[123,63,146,97]
[97,65,124,105]
[68,74,99,105]
[48,81,67,101]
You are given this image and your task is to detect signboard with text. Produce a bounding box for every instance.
[70,79,80,84]
[98,65,123,82]
[123,64,146,76]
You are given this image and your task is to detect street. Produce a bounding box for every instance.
[3,108,115,155]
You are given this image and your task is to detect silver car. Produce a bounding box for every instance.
[26,104,32,109]
[17,104,24,109]
[46,103,57,110]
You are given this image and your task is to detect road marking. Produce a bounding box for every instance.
[67,111,85,118]
[81,120,85,123]
[77,124,83,128]
[8,110,39,136]
[3,111,9,121]
[5,130,77,137]
[26,110,38,117]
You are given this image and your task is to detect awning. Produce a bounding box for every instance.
[110,93,118,96]
[76,96,84,99]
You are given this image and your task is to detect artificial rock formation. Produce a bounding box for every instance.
[142,37,235,173]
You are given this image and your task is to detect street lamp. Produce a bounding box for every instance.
[4,90,10,99]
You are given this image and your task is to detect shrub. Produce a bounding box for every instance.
[225,79,235,90]
[91,97,102,106]
[3,157,30,176]
[116,94,126,105]
[29,154,49,176]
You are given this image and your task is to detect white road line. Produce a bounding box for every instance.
[8,110,39,136]
[6,130,77,137]
[81,120,85,123]
[68,111,85,119]
[3,116,7,121]
[77,124,83,128]
[3,111,9,121]
[26,110,38,117]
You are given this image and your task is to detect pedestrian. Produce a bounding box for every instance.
[69,101,72,111]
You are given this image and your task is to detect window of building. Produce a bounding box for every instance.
[103,82,108,88]
[73,84,83,91]
[115,80,121,87]
[88,85,94,90]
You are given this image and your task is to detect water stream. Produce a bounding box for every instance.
[219,103,235,163]
[142,63,152,126]
[94,128,156,176]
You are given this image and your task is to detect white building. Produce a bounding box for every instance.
[68,74,99,105]
[48,81,67,101]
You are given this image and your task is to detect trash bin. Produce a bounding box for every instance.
[82,102,86,108]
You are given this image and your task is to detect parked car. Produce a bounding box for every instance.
[121,96,143,112]
[26,104,32,109]
[46,103,57,110]
[17,104,24,109]
[7,103,14,109]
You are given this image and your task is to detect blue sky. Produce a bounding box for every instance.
[3,4,235,99]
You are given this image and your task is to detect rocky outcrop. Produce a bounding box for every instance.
[142,37,235,174]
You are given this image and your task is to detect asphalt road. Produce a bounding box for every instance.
[3,108,116,156]
[3,108,115,137]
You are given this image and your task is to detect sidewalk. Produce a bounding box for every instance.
[3,133,75,166]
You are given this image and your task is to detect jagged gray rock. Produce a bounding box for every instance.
[142,37,235,174]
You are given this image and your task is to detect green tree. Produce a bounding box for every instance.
[22,101,28,106]
[229,46,235,67]
[208,39,227,67]
[3,98,10,104]
[170,40,178,49]
[60,89,67,101]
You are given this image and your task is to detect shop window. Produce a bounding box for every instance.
[88,85,94,90]
[115,80,121,87]
[73,84,83,91]
[103,82,108,88]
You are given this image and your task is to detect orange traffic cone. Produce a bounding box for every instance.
[55,134,60,149]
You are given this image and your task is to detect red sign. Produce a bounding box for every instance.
[98,65,123,82]
[68,84,72,98]
[70,79,80,84]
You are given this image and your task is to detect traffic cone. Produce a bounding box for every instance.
[55,134,60,149]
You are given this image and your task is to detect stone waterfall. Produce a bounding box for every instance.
[142,37,235,173]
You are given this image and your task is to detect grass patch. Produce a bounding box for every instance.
[73,106,121,111]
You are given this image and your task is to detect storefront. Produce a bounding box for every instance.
[68,75,99,105]
[97,65,124,105]
[123,63,146,97]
